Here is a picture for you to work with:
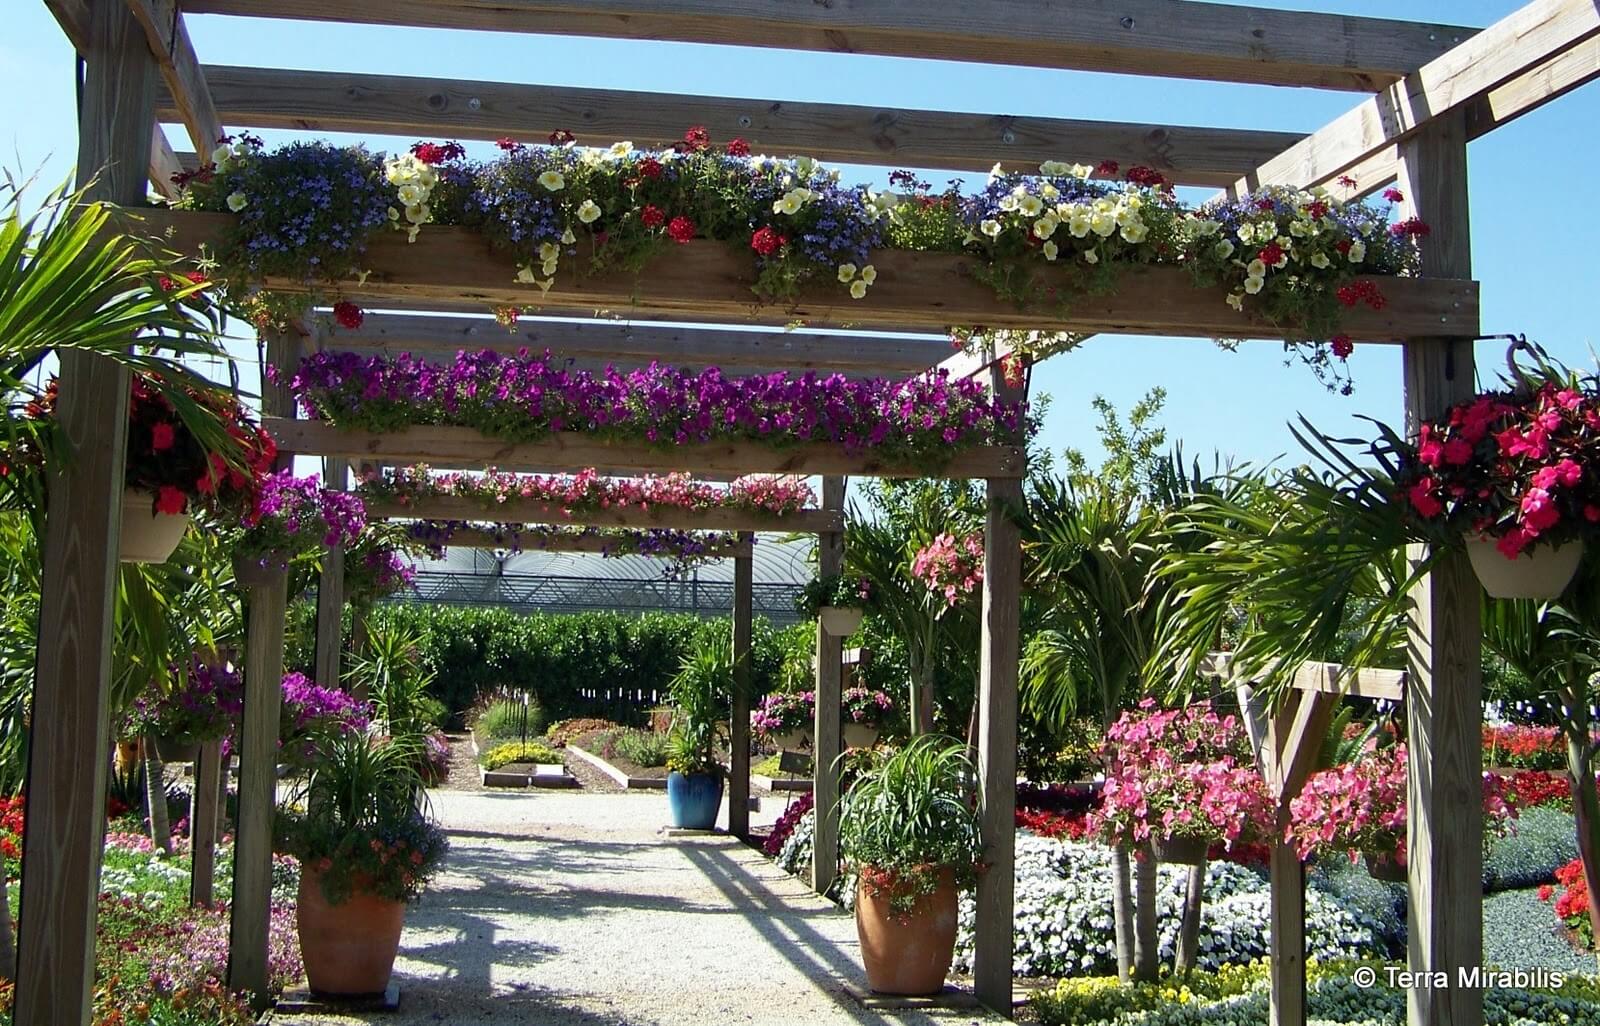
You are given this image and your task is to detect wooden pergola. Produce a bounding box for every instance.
[22,2,1600,1025]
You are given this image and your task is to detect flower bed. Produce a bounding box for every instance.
[1544,857,1597,950]
[176,133,1426,385]
[1485,724,1567,771]
[292,349,1025,466]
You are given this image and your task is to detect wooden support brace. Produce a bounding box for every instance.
[811,477,845,896]
[729,535,753,840]
[189,739,223,908]
[126,0,224,151]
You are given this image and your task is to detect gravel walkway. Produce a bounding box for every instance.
[272,790,1002,1026]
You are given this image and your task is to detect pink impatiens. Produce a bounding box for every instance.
[912,531,984,610]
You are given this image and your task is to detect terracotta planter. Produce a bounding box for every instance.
[842,722,880,749]
[819,606,864,636]
[296,866,407,996]
[854,866,959,995]
[233,551,290,588]
[1364,850,1408,884]
[120,489,190,564]
[1465,536,1583,600]
[1150,832,1209,865]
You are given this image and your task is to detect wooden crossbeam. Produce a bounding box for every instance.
[126,209,1482,341]
[414,526,752,556]
[180,0,1477,91]
[127,1,224,152]
[369,494,843,533]
[171,64,1300,188]
[266,418,1026,479]
[1235,0,1600,194]
[1200,652,1406,704]
[148,125,182,199]
[319,313,950,375]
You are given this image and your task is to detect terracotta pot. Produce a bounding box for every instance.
[820,606,864,636]
[842,722,880,750]
[1364,850,1408,884]
[297,866,406,996]
[855,866,959,995]
[1465,536,1583,599]
[1150,832,1209,865]
[120,489,190,564]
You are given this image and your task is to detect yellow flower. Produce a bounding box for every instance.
[1032,216,1058,240]
[1068,213,1092,239]
[539,242,561,262]
[1042,240,1059,261]
[1083,248,1099,265]
[1089,211,1117,238]
[606,141,634,160]
[774,194,802,215]
[577,200,602,224]
[538,170,565,192]
[849,280,868,300]
[515,265,537,284]
[1244,274,1265,295]
[1039,160,1070,176]
[1069,163,1094,179]
[396,183,424,207]
[225,191,247,212]
[836,262,858,283]
[980,219,1003,238]
[1120,222,1148,244]
[541,258,559,276]
[405,203,429,224]
[1018,195,1045,217]
[1040,182,1059,200]
[859,265,877,285]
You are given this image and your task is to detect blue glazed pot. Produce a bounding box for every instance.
[666,771,724,830]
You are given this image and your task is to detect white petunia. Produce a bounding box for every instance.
[1309,252,1330,269]
[980,219,1003,238]
[538,170,566,192]
[561,228,576,245]
[1068,213,1092,239]
[396,184,424,207]
[516,265,537,284]
[1348,241,1366,263]
[606,141,634,160]
[1120,222,1148,244]
[211,144,233,167]
[387,206,400,221]
[576,200,602,224]
[1018,195,1044,218]
[1070,163,1094,180]
[836,263,857,283]
[849,280,868,300]
[1089,212,1117,238]
[1032,217,1058,240]
[1246,258,1266,278]
[1226,292,1245,311]
[1213,239,1235,260]
[1042,240,1059,261]
[998,194,1020,213]
[1244,275,1265,295]
[1039,160,1070,176]
[539,242,560,262]
[541,258,559,276]
[859,265,877,285]
[226,191,248,212]
[1083,248,1099,264]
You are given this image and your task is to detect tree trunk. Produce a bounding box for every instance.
[349,610,370,702]
[1133,848,1159,982]
[1112,846,1136,981]
[1563,698,1600,962]
[0,856,14,981]
[143,734,171,855]
[1174,860,1206,975]
[913,659,936,735]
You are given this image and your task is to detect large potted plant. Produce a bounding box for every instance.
[796,574,872,636]
[838,736,983,995]
[277,730,448,996]
[1392,345,1600,599]
[232,469,366,585]
[124,654,244,763]
[1090,700,1273,865]
[664,643,732,830]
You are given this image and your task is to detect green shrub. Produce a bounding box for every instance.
[547,717,624,748]
[480,741,564,770]
[1484,804,1579,890]
[609,728,670,769]
[474,695,546,743]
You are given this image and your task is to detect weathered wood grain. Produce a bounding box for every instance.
[125,209,1483,341]
[180,0,1476,91]
[265,419,1026,480]
[189,739,223,908]
[811,477,845,896]
[127,0,223,151]
[15,2,155,1021]
[176,64,1300,188]
[729,539,754,840]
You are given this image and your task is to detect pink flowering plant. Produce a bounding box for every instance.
[842,686,894,728]
[1390,350,1600,559]
[1287,743,1518,867]
[912,531,985,613]
[233,468,367,568]
[1090,700,1273,852]
[752,690,814,739]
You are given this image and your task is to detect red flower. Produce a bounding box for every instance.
[640,205,665,228]
[1407,479,1443,518]
[1520,487,1561,534]
[495,137,523,151]
[1442,437,1473,465]
[682,125,711,151]
[1094,160,1119,177]
[1255,197,1277,212]
[158,275,176,291]
[1496,528,1531,559]
[1585,505,1600,523]
[150,422,176,452]
[1383,188,1405,203]
[1305,200,1329,220]
[750,226,786,256]
[154,486,187,516]
[666,216,696,244]
[638,156,664,180]
[410,140,464,165]
[332,301,365,330]
[1257,242,1284,267]
[1125,165,1166,188]
[549,129,576,145]
[1337,175,1358,189]
[1390,216,1431,238]
[726,137,751,157]
[1329,334,1354,360]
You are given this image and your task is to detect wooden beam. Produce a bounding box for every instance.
[179,64,1299,188]
[811,477,845,897]
[1399,111,1482,1026]
[1464,32,1600,139]
[320,313,950,375]
[266,419,1026,480]
[369,495,843,534]
[181,0,1476,91]
[128,210,1483,341]
[1268,841,1307,1026]
[127,0,224,151]
[188,739,222,908]
[974,359,1024,1012]
[1292,661,1406,703]
[729,537,753,840]
[1237,0,1600,193]
[148,125,182,199]
[414,526,751,556]
[1272,690,1339,805]
[313,457,348,687]
[15,2,154,1022]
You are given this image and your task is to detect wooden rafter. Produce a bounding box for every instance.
[368,495,844,533]
[318,313,950,375]
[147,125,182,199]
[412,527,753,556]
[179,0,1476,91]
[126,0,224,151]
[171,64,1300,188]
[127,209,1482,341]
[267,418,1026,479]
[1234,0,1600,194]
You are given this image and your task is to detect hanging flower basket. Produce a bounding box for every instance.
[1465,536,1583,600]
[1149,832,1209,865]
[771,728,811,751]
[1364,850,1408,884]
[120,489,190,564]
[232,550,289,588]
[820,605,865,636]
[843,722,880,750]
[151,733,200,764]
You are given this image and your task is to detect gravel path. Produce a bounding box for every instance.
[272,790,1000,1026]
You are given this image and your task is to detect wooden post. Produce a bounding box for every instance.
[1399,109,1482,1026]
[1269,840,1308,1026]
[728,534,753,840]
[189,739,222,907]
[812,476,845,895]
[973,363,1024,1012]
[16,2,156,1022]
[313,456,349,688]
[227,322,302,1005]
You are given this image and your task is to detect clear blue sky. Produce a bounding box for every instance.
[3,1,1596,472]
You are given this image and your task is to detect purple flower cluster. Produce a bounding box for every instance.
[841,685,893,726]
[292,348,1025,465]
[752,690,814,737]
[239,468,367,561]
[279,671,371,765]
[146,899,301,996]
[124,656,245,743]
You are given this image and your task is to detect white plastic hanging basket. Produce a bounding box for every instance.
[119,489,190,564]
[819,606,864,636]
[1464,536,1583,600]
